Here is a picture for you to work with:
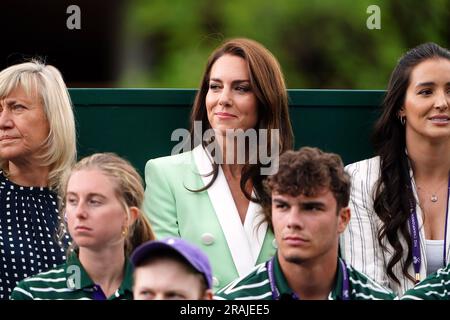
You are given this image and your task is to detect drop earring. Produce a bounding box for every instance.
[121,225,128,237]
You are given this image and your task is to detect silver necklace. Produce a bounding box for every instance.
[431,194,438,202]
[417,178,448,203]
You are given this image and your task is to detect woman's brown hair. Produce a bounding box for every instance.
[190,38,294,204]
[372,42,450,284]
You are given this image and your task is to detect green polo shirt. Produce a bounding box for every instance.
[10,253,133,300]
[214,254,396,300]
[401,264,450,300]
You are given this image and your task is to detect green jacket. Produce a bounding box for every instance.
[215,254,397,300]
[11,253,133,300]
[143,145,276,292]
[401,264,450,300]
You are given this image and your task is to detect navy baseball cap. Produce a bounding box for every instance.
[131,237,213,290]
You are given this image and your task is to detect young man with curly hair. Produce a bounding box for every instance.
[215,147,396,300]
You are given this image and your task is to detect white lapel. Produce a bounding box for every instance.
[243,194,268,265]
[192,145,267,276]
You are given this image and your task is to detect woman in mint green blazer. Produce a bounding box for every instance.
[144,38,294,292]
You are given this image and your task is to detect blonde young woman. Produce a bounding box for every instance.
[11,153,154,300]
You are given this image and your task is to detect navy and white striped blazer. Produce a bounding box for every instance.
[340,156,450,296]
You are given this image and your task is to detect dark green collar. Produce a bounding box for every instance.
[273,253,345,300]
[65,252,133,298]
[272,253,297,297]
[330,258,344,300]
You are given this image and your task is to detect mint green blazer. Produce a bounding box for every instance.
[143,145,276,292]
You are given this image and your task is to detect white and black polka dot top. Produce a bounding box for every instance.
[0,171,66,299]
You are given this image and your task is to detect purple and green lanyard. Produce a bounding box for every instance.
[408,174,450,282]
[266,256,350,300]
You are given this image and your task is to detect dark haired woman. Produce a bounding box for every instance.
[341,42,450,296]
[143,38,293,292]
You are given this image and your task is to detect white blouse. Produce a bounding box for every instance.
[426,239,445,276]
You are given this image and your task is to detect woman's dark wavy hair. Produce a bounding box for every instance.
[189,38,294,204]
[372,42,450,284]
